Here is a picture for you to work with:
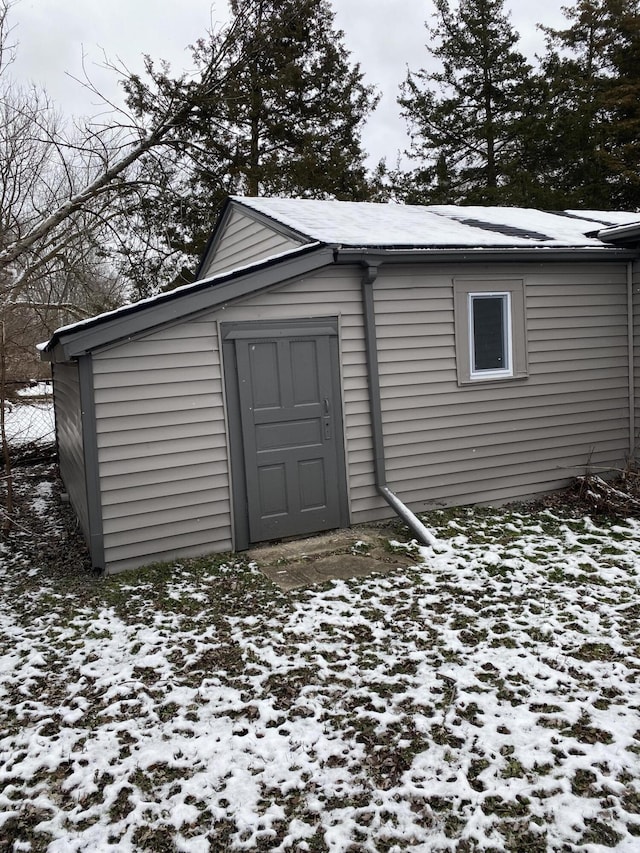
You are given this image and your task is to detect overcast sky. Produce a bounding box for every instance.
[8,0,567,166]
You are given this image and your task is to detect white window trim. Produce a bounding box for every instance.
[453,277,528,386]
[468,291,513,380]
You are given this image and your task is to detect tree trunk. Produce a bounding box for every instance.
[0,317,13,536]
[247,0,265,196]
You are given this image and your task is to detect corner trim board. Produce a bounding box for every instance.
[220,335,250,551]
[628,261,635,458]
[78,355,105,571]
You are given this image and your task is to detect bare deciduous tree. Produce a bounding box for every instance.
[0,0,264,532]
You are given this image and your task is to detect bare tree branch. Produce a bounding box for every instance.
[0,1,260,273]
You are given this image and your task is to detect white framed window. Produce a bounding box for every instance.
[468,292,512,379]
[454,278,527,385]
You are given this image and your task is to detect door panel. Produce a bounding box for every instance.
[298,459,327,510]
[233,326,346,543]
[255,418,322,452]
[257,464,287,517]
[290,340,319,404]
[250,341,281,408]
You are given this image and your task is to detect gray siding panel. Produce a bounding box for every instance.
[52,362,90,541]
[92,270,368,573]
[374,261,631,512]
[201,207,303,278]
[92,318,232,573]
[89,256,633,571]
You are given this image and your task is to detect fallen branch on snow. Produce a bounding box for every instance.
[575,474,640,516]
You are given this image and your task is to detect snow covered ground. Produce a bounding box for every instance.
[0,464,639,852]
[16,382,53,398]
[4,396,55,445]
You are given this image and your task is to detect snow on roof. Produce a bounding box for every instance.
[233,196,640,248]
[564,210,640,226]
[44,198,640,351]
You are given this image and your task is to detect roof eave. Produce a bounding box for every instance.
[44,244,336,361]
[43,240,637,363]
[333,245,638,264]
[597,221,640,246]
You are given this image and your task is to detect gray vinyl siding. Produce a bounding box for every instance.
[52,361,90,541]
[201,207,303,278]
[91,318,232,573]
[375,262,630,510]
[87,257,633,572]
[90,266,378,572]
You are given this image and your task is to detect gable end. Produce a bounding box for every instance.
[196,199,309,280]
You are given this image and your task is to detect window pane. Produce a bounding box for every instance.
[472,296,505,371]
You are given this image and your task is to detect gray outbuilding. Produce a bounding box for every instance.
[42,197,640,574]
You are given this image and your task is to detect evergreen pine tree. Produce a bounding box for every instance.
[121,0,378,295]
[398,0,536,205]
[540,0,640,208]
[607,0,640,206]
[217,0,377,199]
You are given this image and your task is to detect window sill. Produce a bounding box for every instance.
[457,372,528,387]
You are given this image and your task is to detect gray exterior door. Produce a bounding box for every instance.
[223,319,348,546]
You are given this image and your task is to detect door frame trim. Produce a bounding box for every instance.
[221,317,349,550]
